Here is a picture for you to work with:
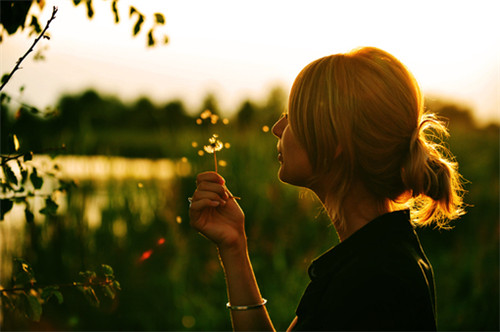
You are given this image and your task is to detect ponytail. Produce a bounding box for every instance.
[401,113,465,228]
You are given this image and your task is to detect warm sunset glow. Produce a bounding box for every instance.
[1,0,498,124]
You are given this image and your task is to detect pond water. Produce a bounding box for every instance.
[1,155,192,290]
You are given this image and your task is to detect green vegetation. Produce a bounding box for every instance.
[1,89,498,330]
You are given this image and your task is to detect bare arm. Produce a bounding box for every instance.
[189,172,275,331]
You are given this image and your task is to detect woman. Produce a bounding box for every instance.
[189,47,464,331]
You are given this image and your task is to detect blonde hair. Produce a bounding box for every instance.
[288,47,465,228]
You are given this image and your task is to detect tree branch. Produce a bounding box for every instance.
[0,6,58,92]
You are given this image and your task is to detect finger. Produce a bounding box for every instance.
[192,190,227,206]
[196,181,228,199]
[196,171,225,186]
[189,198,221,218]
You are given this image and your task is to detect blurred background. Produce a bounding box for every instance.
[1,0,498,330]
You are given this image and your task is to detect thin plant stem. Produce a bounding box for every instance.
[0,6,59,92]
[214,151,218,173]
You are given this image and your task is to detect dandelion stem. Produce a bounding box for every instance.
[214,151,218,173]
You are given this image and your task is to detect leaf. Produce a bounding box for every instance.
[1,74,9,85]
[154,13,165,25]
[58,179,77,192]
[79,270,97,282]
[13,259,36,287]
[3,163,18,186]
[1,199,14,220]
[103,285,116,299]
[79,286,100,307]
[1,291,15,311]
[24,151,33,162]
[41,286,63,304]
[111,0,119,23]
[22,293,42,322]
[25,206,34,224]
[86,0,94,18]
[100,264,114,277]
[129,6,137,16]
[29,15,42,34]
[30,167,44,190]
[0,91,11,104]
[147,29,155,46]
[21,168,29,184]
[133,14,144,36]
[39,197,58,216]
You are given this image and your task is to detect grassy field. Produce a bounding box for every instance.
[1,110,499,331]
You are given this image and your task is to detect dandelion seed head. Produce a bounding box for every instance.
[204,134,223,154]
[137,182,144,188]
[181,157,188,163]
[176,216,182,224]
[198,150,205,156]
[200,109,212,119]
[191,141,198,148]
[196,118,203,125]
[218,160,227,167]
[222,118,229,125]
[262,125,270,132]
[210,114,219,124]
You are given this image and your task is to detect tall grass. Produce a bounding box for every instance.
[1,123,498,331]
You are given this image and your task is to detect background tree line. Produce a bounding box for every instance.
[2,87,495,158]
[1,87,288,158]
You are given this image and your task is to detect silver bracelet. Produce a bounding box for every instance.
[226,298,267,311]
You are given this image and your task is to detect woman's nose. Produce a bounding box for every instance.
[272,116,286,138]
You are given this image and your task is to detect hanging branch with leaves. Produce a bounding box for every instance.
[0,259,121,322]
[0,4,120,322]
[0,6,58,92]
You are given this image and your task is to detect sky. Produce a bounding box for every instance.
[1,0,499,125]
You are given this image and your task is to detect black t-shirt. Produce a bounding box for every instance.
[293,210,437,331]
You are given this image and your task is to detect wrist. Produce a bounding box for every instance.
[217,240,248,263]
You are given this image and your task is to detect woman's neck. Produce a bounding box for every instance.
[313,180,391,242]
